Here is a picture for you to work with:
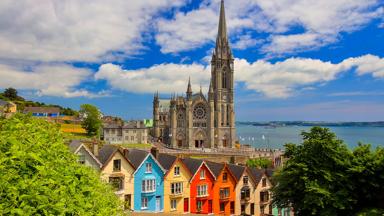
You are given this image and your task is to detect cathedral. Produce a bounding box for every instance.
[153,0,236,149]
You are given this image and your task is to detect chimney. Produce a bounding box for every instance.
[151,147,159,159]
[93,142,99,157]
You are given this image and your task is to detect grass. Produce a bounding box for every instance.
[120,143,153,149]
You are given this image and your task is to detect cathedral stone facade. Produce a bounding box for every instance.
[153,1,236,149]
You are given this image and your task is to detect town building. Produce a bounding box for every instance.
[228,164,258,216]
[158,154,192,214]
[206,161,237,215]
[24,107,60,117]
[103,120,148,144]
[250,168,274,216]
[98,145,136,209]
[69,140,102,170]
[0,99,17,117]
[153,0,236,149]
[125,149,165,212]
[182,158,216,214]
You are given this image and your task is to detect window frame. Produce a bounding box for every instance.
[113,159,121,172]
[141,197,148,209]
[145,162,152,173]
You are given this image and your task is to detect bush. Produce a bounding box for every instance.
[0,114,123,215]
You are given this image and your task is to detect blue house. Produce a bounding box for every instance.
[126,148,165,212]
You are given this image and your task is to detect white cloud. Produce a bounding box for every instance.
[95,63,211,94]
[155,0,383,55]
[96,54,384,98]
[0,0,187,62]
[0,63,106,98]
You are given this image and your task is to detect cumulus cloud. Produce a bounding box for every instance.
[96,54,384,98]
[0,0,187,62]
[155,0,383,55]
[0,63,106,98]
[95,63,211,94]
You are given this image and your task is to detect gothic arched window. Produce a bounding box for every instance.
[222,67,227,88]
[177,112,184,128]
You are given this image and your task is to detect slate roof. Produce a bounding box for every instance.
[123,120,146,129]
[24,107,60,114]
[265,168,274,178]
[249,168,264,185]
[227,163,246,181]
[158,153,177,171]
[182,157,204,175]
[205,161,224,178]
[125,149,149,169]
[0,99,8,106]
[69,140,83,153]
[98,145,120,165]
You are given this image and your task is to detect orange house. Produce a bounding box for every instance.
[206,161,237,215]
[182,158,216,214]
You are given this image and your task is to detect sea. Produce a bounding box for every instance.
[236,124,384,150]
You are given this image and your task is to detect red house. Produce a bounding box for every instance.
[182,158,216,214]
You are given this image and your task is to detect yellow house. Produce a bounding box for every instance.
[228,164,258,216]
[158,153,192,214]
[98,145,135,210]
[250,168,274,216]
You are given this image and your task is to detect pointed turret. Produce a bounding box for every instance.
[209,79,214,101]
[217,0,228,42]
[186,77,192,100]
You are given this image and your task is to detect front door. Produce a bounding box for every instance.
[208,200,213,213]
[124,194,131,210]
[156,196,161,212]
[184,198,189,213]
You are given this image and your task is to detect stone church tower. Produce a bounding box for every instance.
[153,0,236,149]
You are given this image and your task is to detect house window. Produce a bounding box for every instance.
[174,166,180,176]
[220,202,225,212]
[78,155,85,164]
[171,199,177,210]
[197,200,203,212]
[251,203,255,215]
[220,188,230,199]
[131,136,135,141]
[260,205,265,214]
[222,172,228,182]
[141,179,156,193]
[260,191,269,202]
[200,169,205,179]
[197,185,208,197]
[241,187,250,200]
[141,197,148,209]
[171,182,183,195]
[243,176,249,185]
[113,159,121,171]
[262,178,267,187]
[109,177,123,190]
[145,163,152,173]
[125,136,129,140]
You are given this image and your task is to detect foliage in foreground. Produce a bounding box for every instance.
[246,157,273,169]
[272,127,384,216]
[0,114,123,215]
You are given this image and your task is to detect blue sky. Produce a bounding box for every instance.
[0,0,383,121]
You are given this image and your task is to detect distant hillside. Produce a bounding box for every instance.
[237,121,384,127]
[0,88,78,116]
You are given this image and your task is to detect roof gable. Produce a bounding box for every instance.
[69,140,102,168]
[227,163,246,181]
[132,153,166,175]
[164,157,193,179]
[99,146,135,171]
[189,161,216,182]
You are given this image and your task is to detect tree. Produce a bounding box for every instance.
[246,158,273,169]
[3,88,18,100]
[0,114,123,215]
[80,104,102,136]
[272,127,384,216]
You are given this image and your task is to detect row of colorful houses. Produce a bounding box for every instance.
[69,141,292,216]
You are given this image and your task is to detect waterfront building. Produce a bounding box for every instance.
[98,145,135,209]
[153,0,236,149]
[182,158,216,214]
[103,120,148,144]
[228,164,258,216]
[206,161,237,215]
[125,149,165,212]
[158,154,192,214]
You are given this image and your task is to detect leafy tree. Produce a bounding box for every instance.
[246,157,273,169]
[0,114,123,215]
[80,104,102,136]
[3,88,18,100]
[272,127,384,216]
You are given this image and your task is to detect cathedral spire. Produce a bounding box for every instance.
[186,76,192,99]
[217,0,228,42]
